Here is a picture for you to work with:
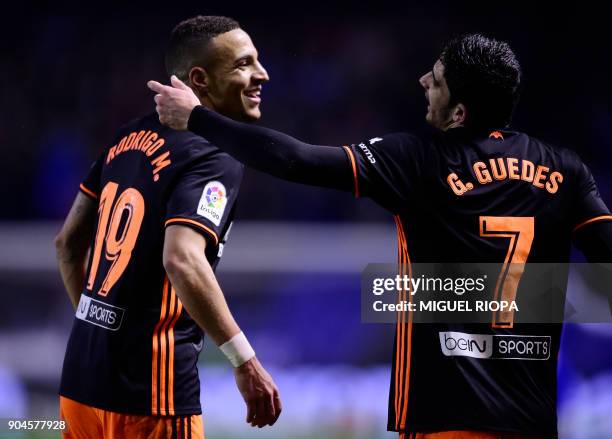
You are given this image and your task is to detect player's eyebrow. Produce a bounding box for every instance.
[234,53,256,65]
[234,56,249,65]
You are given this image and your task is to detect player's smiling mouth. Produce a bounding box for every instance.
[244,88,261,104]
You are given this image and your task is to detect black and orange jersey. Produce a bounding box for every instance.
[184,106,612,437]
[59,112,243,416]
[344,128,612,437]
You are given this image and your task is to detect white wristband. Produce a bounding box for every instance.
[219,332,256,367]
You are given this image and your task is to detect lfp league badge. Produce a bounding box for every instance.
[197,181,227,226]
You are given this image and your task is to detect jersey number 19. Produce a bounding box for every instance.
[87,181,145,297]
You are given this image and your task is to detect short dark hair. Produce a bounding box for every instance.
[440,34,521,129]
[165,15,240,80]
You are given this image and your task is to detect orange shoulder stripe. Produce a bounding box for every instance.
[165,218,219,246]
[573,215,612,232]
[79,183,98,199]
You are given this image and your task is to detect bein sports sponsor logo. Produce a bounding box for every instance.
[76,295,125,331]
[439,331,492,359]
[439,331,551,360]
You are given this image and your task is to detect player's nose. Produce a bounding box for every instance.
[419,72,430,89]
[253,61,269,83]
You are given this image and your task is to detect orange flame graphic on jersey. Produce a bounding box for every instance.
[489,131,504,140]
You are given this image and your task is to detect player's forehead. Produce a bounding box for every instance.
[210,28,258,63]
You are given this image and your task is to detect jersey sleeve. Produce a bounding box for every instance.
[79,151,105,199]
[165,152,242,249]
[343,133,426,212]
[569,152,612,233]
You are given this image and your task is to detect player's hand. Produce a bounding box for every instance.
[147,76,200,130]
[234,356,282,428]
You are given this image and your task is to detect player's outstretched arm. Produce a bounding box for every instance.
[148,77,353,192]
[54,192,97,309]
[163,225,281,428]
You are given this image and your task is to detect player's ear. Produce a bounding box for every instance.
[452,103,467,125]
[188,66,210,96]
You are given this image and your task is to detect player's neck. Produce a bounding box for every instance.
[442,120,464,131]
[198,96,215,113]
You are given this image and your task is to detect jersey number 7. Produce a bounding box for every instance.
[86,181,145,296]
[479,216,534,328]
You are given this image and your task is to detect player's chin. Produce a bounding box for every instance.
[425,112,443,128]
[242,105,262,121]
